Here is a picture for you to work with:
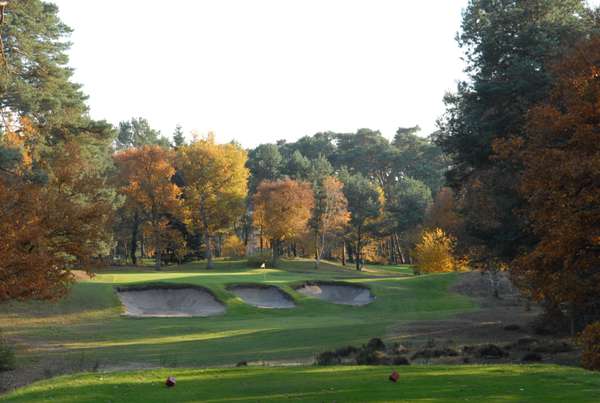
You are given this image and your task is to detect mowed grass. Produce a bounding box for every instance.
[1,259,473,369]
[3,365,600,402]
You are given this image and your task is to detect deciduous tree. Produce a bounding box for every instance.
[341,173,382,270]
[253,179,314,265]
[177,135,248,269]
[496,37,600,329]
[311,176,349,269]
[1,122,115,301]
[113,145,181,270]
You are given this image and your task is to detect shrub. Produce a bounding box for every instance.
[335,346,358,357]
[580,322,600,371]
[222,234,245,258]
[366,338,386,351]
[356,349,390,365]
[392,356,410,365]
[411,348,458,360]
[477,344,508,359]
[315,351,341,366]
[0,334,16,372]
[522,353,542,362]
[413,228,464,273]
[246,252,274,268]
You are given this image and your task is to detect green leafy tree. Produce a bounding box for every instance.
[285,150,310,180]
[393,127,447,195]
[172,124,185,148]
[386,177,432,233]
[246,143,283,192]
[383,177,433,263]
[341,172,382,270]
[307,154,334,184]
[116,117,169,150]
[0,0,88,131]
[335,129,397,191]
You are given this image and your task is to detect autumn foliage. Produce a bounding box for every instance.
[176,135,248,268]
[312,176,350,268]
[253,179,314,264]
[1,123,114,301]
[580,322,600,371]
[496,37,600,319]
[222,234,245,258]
[413,228,462,274]
[113,145,182,269]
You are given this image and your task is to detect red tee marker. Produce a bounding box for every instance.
[389,370,399,383]
[166,376,176,387]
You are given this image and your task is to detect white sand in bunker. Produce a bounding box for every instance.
[296,282,375,306]
[116,285,226,317]
[228,285,296,309]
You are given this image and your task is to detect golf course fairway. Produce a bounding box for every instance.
[3,365,600,402]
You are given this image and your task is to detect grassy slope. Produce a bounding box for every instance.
[1,260,473,369]
[3,365,600,402]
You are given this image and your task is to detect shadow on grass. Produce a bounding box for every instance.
[5,365,600,403]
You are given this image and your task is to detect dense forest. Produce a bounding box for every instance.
[0,0,599,358]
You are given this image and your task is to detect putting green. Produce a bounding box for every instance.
[3,365,600,402]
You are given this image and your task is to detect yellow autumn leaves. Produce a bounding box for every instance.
[413,228,467,274]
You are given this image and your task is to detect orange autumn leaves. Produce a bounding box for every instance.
[494,37,600,310]
[0,121,114,301]
[176,136,248,268]
[113,137,249,269]
[253,176,349,265]
[113,145,182,269]
[253,179,314,251]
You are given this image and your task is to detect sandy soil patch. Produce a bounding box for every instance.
[295,282,374,306]
[228,285,295,309]
[116,285,226,317]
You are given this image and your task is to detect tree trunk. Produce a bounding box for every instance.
[259,226,264,251]
[130,211,139,266]
[271,239,280,266]
[389,236,397,264]
[394,234,406,264]
[314,232,320,269]
[154,222,162,270]
[341,240,346,266]
[355,227,362,271]
[140,233,146,258]
[199,197,214,269]
[204,228,213,269]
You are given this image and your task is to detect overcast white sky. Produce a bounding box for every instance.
[52,0,599,147]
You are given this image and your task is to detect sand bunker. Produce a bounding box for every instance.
[228,285,295,309]
[116,285,226,317]
[295,282,374,306]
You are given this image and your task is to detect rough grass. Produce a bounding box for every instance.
[1,259,473,370]
[3,365,600,402]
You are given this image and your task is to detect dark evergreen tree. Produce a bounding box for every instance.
[172,124,185,148]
